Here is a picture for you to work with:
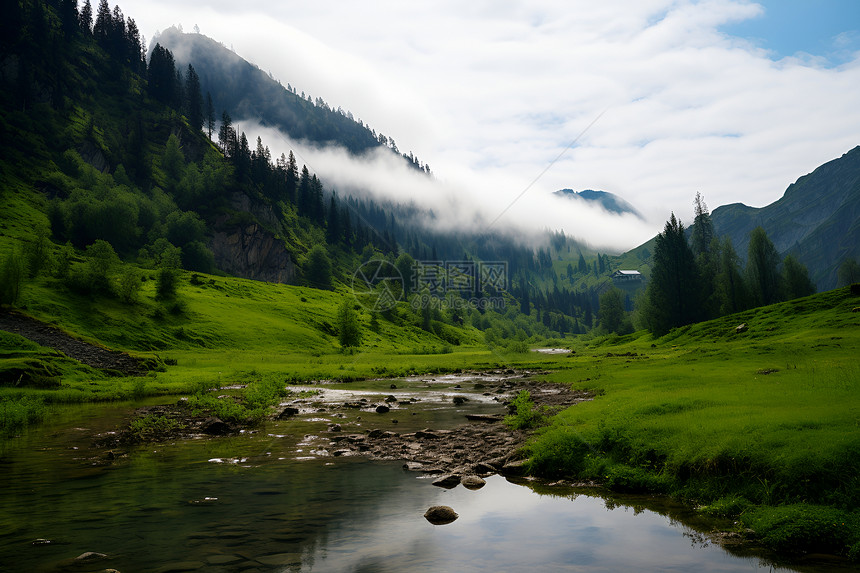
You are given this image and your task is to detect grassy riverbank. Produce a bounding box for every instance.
[3,263,859,559]
[0,266,564,437]
[524,286,860,559]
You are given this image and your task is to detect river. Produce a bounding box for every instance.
[0,379,846,572]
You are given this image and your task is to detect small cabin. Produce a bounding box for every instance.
[611,270,642,282]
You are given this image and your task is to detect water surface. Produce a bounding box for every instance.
[0,387,845,572]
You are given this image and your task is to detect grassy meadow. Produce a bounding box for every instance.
[1,256,859,558]
[526,286,860,557]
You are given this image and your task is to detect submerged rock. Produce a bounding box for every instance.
[74,551,109,562]
[375,404,390,413]
[424,505,458,525]
[465,414,503,423]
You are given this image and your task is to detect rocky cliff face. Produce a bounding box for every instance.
[209,192,296,283]
[210,222,295,283]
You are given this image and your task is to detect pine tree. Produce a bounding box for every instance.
[782,254,816,300]
[79,0,93,36]
[713,237,748,316]
[92,0,111,46]
[284,151,298,203]
[297,165,311,216]
[837,258,860,287]
[218,111,234,156]
[148,44,177,105]
[746,227,782,307]
[598,288,626,334]
[125,18,144,72]
[205,92,215,139]
[184,65,204,131]
[310,175,324,224]
[642,213,702,336]
[58,0,79,37]
[326,196,341,243]
[305,245,332,290]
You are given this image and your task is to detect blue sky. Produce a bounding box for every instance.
[723,0,860,64]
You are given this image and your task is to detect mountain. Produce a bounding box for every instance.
[709,146,860,290]
[553,189,644,220]
[0,0,604,348]
[154,28,430,172]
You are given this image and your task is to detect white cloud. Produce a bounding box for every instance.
[123,0,860,251]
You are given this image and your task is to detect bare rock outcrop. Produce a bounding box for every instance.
[210,222,295,283]
[210,193,296,283]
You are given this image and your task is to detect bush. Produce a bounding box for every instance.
[157,267,180,299]
[741,504,860,555]
[128,413,184,441]
[305,245,332,290]
[118,266,142,303]
[699,495,753,518]
[505,340,530,353]
[0,250,25,305]
[23,230,52,278]
[182,241,214,273]
[0,396,47,437]
[79,239,119,295]
[336,298,362,347]
[505,390,546,430]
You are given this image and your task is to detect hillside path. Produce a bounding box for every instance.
[0,311,151,375]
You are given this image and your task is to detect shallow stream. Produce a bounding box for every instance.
[0,376,848,572]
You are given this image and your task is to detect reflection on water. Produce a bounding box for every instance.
[0,397,835,572]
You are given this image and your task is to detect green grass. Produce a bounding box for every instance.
[4,229,859,558]
[523,286,860,557]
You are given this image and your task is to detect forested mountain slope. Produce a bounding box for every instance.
[155,27,430,172]
[709,146,860,290]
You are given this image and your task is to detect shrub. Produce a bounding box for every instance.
[336,298,362,347]
[0,250,25,305]
[81,239,119,295]
[741,504,860,555]
[305,245,332,290]
[128,413,184,441]
[23,230,52,278]
[117,266,142,303]
[699,495,752,518]
[505,390,546,430]
[0,396,48,437]
[157,267,180,299]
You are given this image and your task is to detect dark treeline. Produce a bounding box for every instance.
[641,193,817,336]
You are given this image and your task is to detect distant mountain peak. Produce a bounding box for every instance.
[553,189,644,219]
